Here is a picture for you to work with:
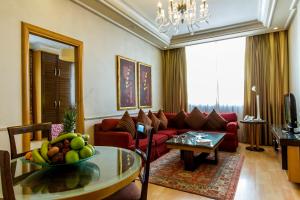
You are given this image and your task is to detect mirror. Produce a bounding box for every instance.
[29,35,76,133]
[22,22,84,151]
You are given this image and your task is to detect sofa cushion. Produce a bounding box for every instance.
[156,129,177,138]
[157,110,168,130]
[102,119,120,131]
[205,110,228,130]
[116,111,136,138]
[153,134,169,145]
[137,109,152,126]
[148,110,160,133]
[173,110,188,129]
[185,107,206,130]
[130,138,155,152]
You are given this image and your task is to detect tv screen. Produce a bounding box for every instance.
[284,93,297,130]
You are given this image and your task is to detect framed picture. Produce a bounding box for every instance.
[117,55,137,110]
[138,62,152,108]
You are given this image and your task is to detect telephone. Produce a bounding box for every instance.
[244,115,254,121]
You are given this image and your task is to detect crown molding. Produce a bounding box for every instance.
[72,0,169,49]
[72,0,291,49]
[258,0,277,27]
[285,0,299,28]
[170,20,264,48]
[102,0,170,42]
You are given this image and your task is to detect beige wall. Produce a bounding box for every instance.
[289,2,300,120]
[0,0,163,150]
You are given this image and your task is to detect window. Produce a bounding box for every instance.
[186,37,246,112]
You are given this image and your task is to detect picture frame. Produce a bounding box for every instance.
[138,62,152,108]
[117,55,138,110]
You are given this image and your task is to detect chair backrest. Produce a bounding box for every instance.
[135,123,153,200]
[7,122,52,159]
[0,150,15,200]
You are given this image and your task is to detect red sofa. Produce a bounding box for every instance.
[94,112,239,161]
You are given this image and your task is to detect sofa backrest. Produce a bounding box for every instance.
[101,119,120,131]
[163,112,237,122]
[219,113,237,122]
[98,112,238,131]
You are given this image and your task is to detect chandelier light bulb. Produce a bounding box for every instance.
[156,0,209,35]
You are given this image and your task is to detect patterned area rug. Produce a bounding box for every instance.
[149,150,244,200]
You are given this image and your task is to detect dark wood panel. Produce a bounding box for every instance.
[41,52,59,123]
[57,60,75,122]
[29,49,33,124]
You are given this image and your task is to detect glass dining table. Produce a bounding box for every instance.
[0,146,141,200]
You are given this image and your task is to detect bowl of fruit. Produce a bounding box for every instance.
[24,133,96,167]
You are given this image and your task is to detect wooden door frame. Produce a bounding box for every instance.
[21,22,84,152]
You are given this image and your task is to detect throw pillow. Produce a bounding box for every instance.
[173,110,188,129]
[116,111,136,138]
[205,109,228,130]
[157,109,168,129]
[137,109,152,126]
[185,107,206,130]
[148,110,160,133]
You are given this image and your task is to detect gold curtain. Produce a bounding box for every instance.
[162,48,188,112]
[244,31,289,145]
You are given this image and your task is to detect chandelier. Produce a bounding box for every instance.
[156,0,209,35]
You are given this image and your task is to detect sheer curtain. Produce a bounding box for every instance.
[186,37,246,141]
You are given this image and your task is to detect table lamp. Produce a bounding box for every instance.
[251,86,261,120]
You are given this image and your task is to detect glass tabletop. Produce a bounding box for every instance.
[0,146,141,200]
[166,131,225,149]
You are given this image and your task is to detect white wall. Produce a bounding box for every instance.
[289,2,300,120]
[0,0,163,150]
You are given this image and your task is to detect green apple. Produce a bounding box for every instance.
[65,150,79,164]
[70,137,85,150]
[79,146,93,159]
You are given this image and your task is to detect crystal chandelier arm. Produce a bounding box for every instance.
[156,0,209,35]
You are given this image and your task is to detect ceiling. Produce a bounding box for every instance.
[123,0,260,36]
[73,0,299,49]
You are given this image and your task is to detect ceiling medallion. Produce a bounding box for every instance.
[156,0,209,36]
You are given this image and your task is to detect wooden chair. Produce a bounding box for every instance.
[0,150,15,200]
[7,122,52,159]
[105,123,154,200]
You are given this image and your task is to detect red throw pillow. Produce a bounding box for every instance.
[185,107,206,130]
[148,110,160,133]
[116,111,136,138]
[173,110,188,129]
[137,109,152,126]
[157,109,168,130]
[205,109,228,130]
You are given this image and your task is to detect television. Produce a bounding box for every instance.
[284,93,298,133]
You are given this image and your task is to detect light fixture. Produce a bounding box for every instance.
[273,27,279,30]
[156,0,209,36]
[251,85,261,120]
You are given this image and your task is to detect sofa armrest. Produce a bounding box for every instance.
[94,131,134,149]
[94,123,103,132]
[226,122,239,133]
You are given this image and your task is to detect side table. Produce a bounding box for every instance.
[240,119,267,152]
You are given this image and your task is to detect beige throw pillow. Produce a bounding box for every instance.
[205,109,228,130]
[116,111,136,138]
[137,109,152,126]
[148,110,160,133]
[185,107,206,130]
[157,109,168,130]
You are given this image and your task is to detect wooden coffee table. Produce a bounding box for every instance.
[166,131,225,171]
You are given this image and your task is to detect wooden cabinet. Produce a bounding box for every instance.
[41,52,75,124]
